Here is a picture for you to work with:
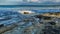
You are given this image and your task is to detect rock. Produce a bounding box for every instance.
[48,22,56,25]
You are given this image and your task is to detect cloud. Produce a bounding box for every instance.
[27,0,60,3]
[0,0,60,5]
[37,0,60,2]
[42,0,60,2]
[0,0,23,5]
[53,0,60,2]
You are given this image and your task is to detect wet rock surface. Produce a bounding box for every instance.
[0,11,60,34]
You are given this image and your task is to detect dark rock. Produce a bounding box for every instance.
[34,15,43,19]
[43,16,52,20]
[0,24,4,28]
[48,22,56,25]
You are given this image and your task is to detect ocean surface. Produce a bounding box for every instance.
[0,7,60,34]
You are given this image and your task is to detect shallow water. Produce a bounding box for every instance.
[0,9,60,34]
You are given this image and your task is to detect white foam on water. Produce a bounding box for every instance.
[18,10,35,14]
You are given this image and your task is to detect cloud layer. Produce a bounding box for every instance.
[0,0,60,5]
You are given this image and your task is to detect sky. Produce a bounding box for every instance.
[0,0,60,5]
